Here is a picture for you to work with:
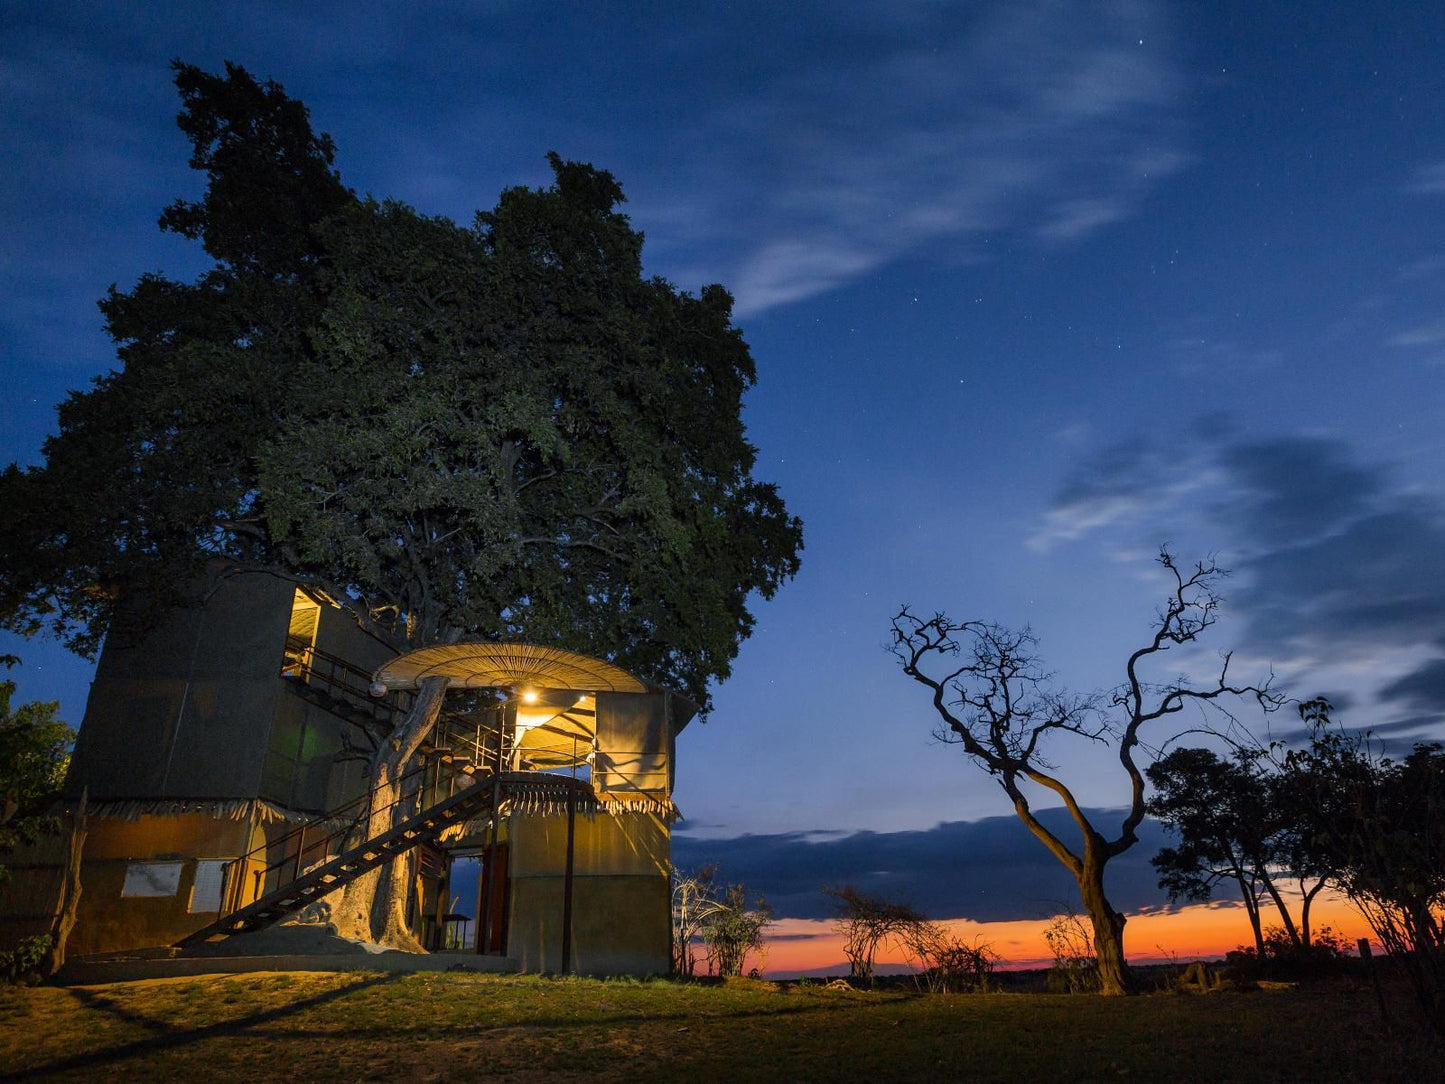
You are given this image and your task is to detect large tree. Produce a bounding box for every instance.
[1146,746,1327,956]
[0,62,802,945]
[891,550,1276,994]
[1282,700,1445,1034]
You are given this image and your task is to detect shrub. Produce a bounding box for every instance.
[1043,913,1100,994]
[1,934,52,985]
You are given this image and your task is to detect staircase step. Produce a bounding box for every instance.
[175,773,517,949]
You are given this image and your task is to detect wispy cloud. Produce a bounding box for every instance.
[1028,438,1217,551]
[1164,337,1283,379]
[640,1,1188,315]
[1032,431,1445,736]
[2,0,1190,363]
[1388,319,1445,349]
[1406,160,1445,194]
[1397,255,1445,282]
[1035,197,1129,242]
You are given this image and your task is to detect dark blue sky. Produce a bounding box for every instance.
[4,2,1444,922]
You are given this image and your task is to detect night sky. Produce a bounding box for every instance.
[4,2,1444,967]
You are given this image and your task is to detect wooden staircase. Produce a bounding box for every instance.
[175,772,504,948]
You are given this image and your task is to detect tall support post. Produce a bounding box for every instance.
[477,702,507,955]
[478,777,501,955]
[291,824,307,886]
[561,779,577,974]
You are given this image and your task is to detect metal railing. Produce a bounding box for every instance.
[247,640,666,950]
[279,643,555,772]
[280,638,412,732]
[217,751,481,918]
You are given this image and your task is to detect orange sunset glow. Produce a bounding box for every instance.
[758,895,1374,978]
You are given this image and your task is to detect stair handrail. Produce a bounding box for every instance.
[182,771,599,947]
[281,644,507,768]
[219,757,487,916]
[281,641,412,728]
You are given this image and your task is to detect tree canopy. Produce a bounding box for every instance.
[1281,700,1445,1032]
[0,61,801,711]
[1146,745,1326,956]
[0,656,75,884]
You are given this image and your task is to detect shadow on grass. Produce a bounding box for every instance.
[174,994,881,1044]
[7,978,905,1079]
[2,972,402,1081]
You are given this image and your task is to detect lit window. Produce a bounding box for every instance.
[281,588,322,678]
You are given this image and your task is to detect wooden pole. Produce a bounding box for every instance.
[478,704,506,954]
[479,781,500,954]
[1359,938,1391,1031]
[561,780,577,974]
[292,824,307,886]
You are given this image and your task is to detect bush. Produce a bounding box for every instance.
[930,936,999,993]
[703,884,772,977]
[1224,926,1352,984]
[1,934,52,985]
[1043,913,1100,994]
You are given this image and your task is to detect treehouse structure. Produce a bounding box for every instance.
[37,573,692,975]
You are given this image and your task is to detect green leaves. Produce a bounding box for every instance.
[160,60,351,273]
[1,65,801,712]
[0,660,74,884]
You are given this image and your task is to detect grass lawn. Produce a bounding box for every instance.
[1,971,1437,1082]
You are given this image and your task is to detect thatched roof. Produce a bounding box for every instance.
[373,642,648,695]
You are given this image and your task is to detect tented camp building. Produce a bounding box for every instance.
[9,573,693,975]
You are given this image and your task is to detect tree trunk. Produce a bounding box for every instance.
[41,790,86,978]
[1299,879,1325,948]
[1228,864,1266,955]
[373,767,427,949]
[1078,854,1132,995]
[1258,869,1302,948]
[333,675,450,946]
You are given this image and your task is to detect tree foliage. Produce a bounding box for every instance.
[824,884,925,987]
[1281,699,1445,1033]
[0,657,75,885]
[1147,746,1326,956]
[1,61,800,949]
[892,549,1277,995]
[701,883,772,978]
[0,61,802,713]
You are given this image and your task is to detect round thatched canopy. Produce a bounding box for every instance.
[372,642,649,695]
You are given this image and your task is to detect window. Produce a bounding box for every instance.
[120,861,183,898]
[188,859,230,913]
